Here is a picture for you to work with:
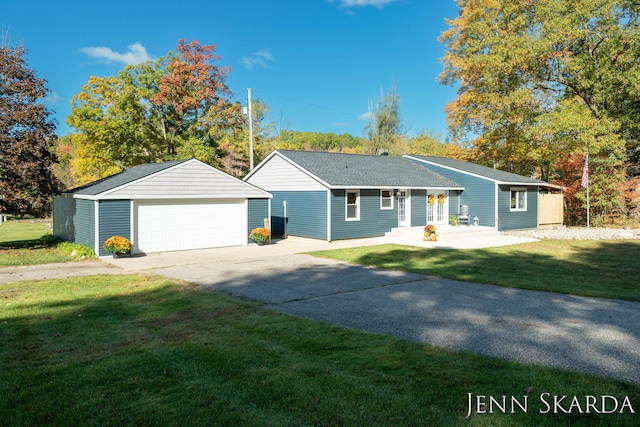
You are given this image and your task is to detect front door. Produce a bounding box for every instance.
[427,191,448,224]
[397,189,411,227]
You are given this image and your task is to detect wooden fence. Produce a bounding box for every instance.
[538,193,564,225]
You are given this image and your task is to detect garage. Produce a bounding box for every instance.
[53,158,272,257]
[135,199,247,253]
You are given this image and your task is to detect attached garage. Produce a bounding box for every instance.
[53,159,271,256]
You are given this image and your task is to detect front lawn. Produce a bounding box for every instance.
[2,275,639,426]
[310,240,640,302]
[0,219,93,266]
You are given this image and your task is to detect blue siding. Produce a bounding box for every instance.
[408,160,497,228]
[248,198,270,243]
[98,200,131,256]
[53,197,96,251]
[270,191,327,240]
[411,190,427,227]
[75,199,96,250]
[497,185,539,231]
[53,197,76,242]
[331,189,397,240]
[448,190,461,219]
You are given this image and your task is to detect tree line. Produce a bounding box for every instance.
[2,1,639,224]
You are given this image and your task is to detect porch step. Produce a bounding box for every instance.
[381,224,529,249]
[385,225,500,240]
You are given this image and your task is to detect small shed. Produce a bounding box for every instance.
[404,155,550,231]
[53,158,271,256]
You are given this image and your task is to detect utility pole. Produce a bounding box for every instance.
[248,88,254,171]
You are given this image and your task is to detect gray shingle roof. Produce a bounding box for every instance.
[277,150,463,188]
[406,155,547,185]
[67,159,188,196]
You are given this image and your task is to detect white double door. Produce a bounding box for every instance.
[427,191,448,224]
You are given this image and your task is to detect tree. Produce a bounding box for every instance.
[406,129,448,156]
[68,39,243,183]
[0,44,64,217]
[439,0,636,222]
[363,85,405,155]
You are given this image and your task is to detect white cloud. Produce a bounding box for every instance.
[332,121,347,127]
[242,50,274,70]
[334,0,398,7]
[358,111,372,121]
[44,91,62,105]
[79,42,152,65]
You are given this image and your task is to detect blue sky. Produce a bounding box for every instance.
[3,0,459,139]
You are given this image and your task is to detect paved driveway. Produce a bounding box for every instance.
[125,247,640,384]
[5,233,638,384]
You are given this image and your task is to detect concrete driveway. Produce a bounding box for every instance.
[104,235,640,384]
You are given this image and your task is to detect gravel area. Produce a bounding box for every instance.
[504,226,640,240]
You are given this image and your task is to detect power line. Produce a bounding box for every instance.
[253,89,361,118]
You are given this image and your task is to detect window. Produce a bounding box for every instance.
[510,187,527,211]
[380,189,393,210]
[346,190,360,220]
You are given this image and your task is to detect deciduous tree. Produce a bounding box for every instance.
[440,0,637,222]
[363,85,405,155]
[68,39,243,183]
[0,44,64,216]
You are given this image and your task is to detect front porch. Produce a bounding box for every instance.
[384,225,538,249]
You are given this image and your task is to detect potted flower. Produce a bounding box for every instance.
[249,227,271,245]
[422,224,437,241]
[449,215,458,226]
[103,236,132,257]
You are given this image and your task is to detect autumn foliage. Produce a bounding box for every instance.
[0,44,64,216]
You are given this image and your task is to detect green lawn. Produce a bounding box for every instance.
[0,219,94,266]
[310,239,640,302]
[2,275,639,426]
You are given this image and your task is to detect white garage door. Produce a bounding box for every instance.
[135,199,246,253]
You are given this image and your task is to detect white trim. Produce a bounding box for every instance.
[403,155,543,186]
[510,186,527,212]
[130,200,135,248]
[380,189,394,210]
[327,189,332,242]
[345,189,360,221]
[71,194,270,201]
[495,182,499,229]
[94,200,100,256]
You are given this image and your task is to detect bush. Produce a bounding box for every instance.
[103,236,132,255]
[249,227,271,243]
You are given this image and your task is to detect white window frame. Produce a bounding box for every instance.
[346,190,360,221]
[510,187,527,212]
[380,189,394,210]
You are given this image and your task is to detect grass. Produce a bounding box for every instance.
[309,240,640,302]
[0,219,94,266]
[2,275,639,426]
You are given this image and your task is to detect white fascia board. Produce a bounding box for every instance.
[333,185,464,190]
[403,155,499,184]
[99,194,271,200]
